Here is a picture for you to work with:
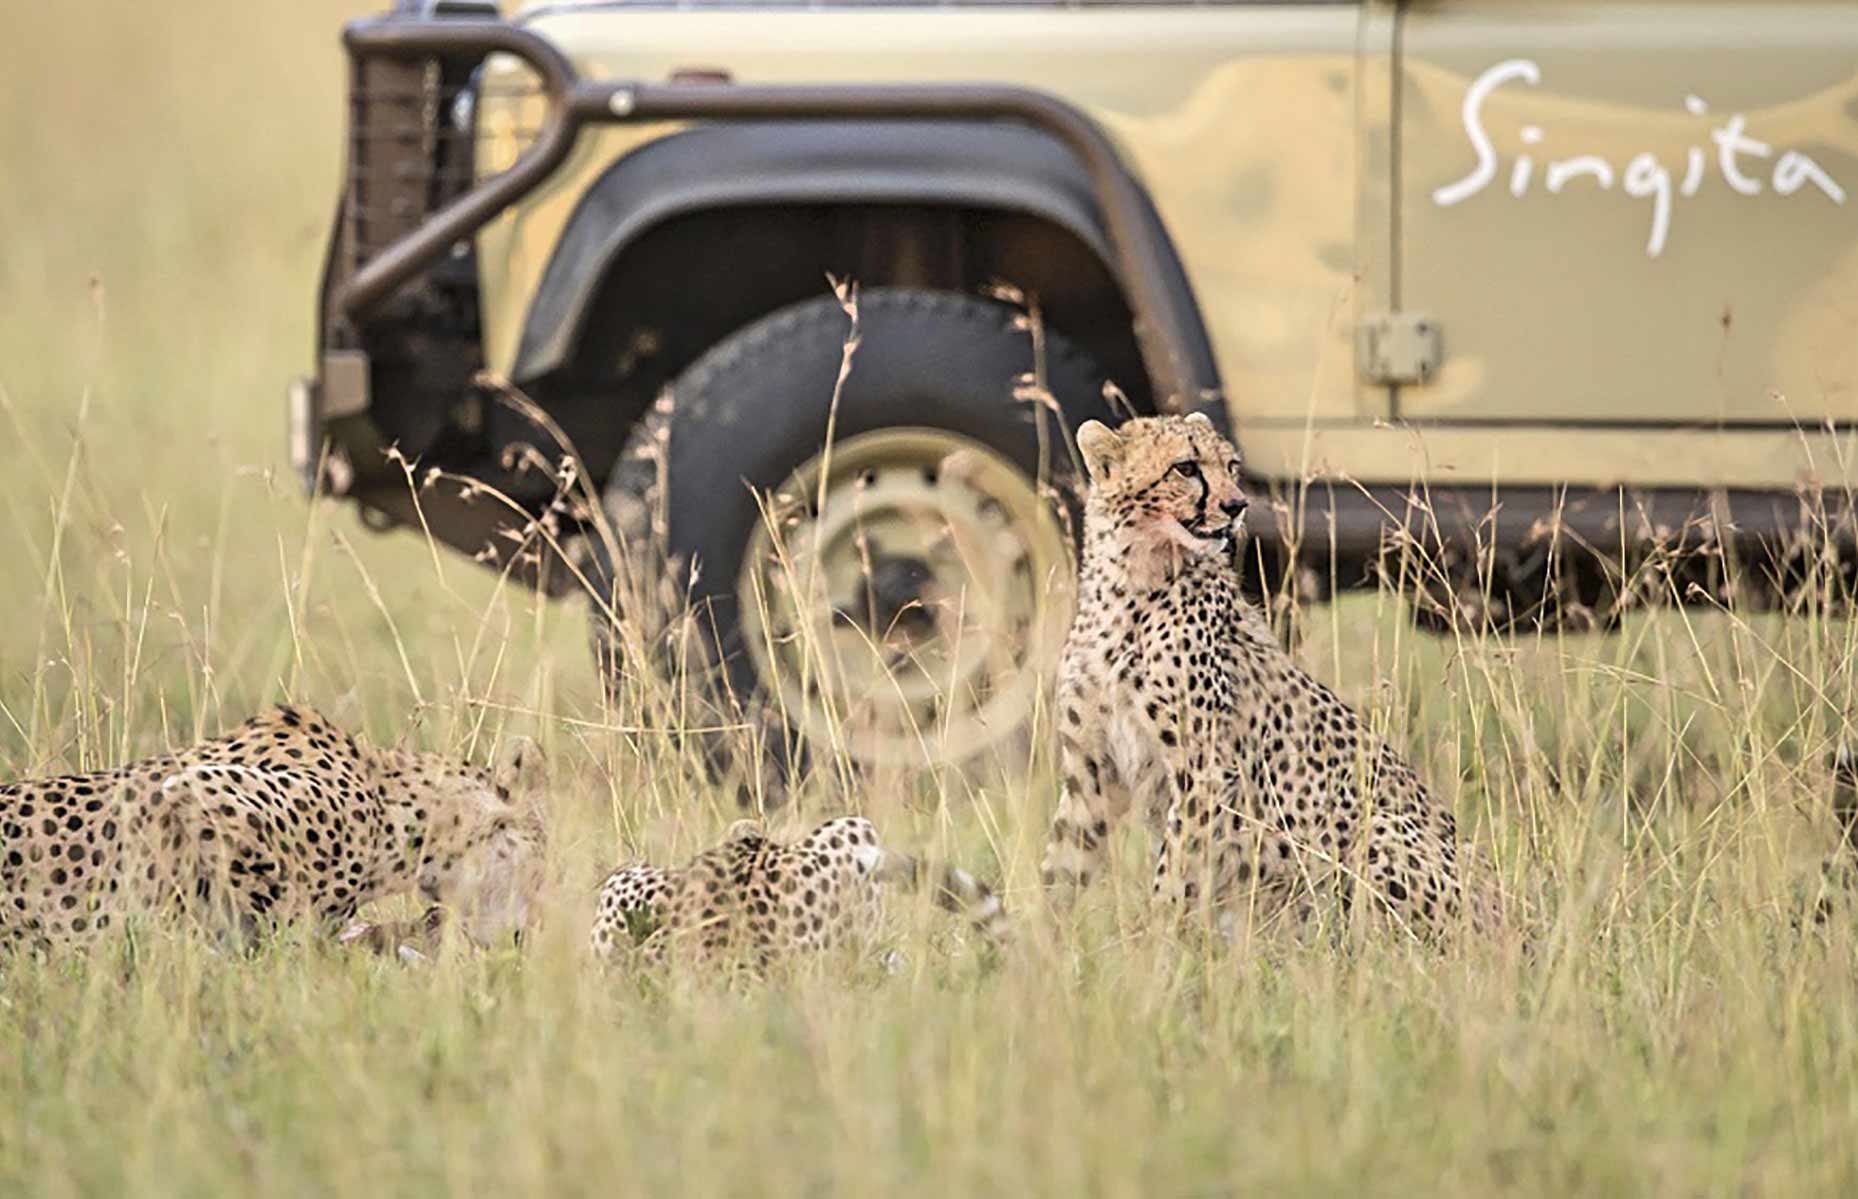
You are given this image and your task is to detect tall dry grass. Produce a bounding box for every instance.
[6,2,1858,1196]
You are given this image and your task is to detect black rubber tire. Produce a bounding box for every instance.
[589,286,1120,761]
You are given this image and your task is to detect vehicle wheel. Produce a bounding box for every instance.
[588,287,1122,779]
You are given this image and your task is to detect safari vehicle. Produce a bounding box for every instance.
[296,0,1858,773]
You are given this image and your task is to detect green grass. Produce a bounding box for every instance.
[6,2,1858,1195]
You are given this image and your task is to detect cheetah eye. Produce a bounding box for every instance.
[1227,459,1241,478]
[1171,460,1200,480]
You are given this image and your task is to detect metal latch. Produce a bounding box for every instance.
[321,349,371,420]
[287,375,319,485]
[1357,312,1442,386]
[288,350,369,497]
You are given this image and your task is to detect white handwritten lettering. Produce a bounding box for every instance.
[1681,146,1707,197]
[1775,150,1848,204]
[1622,153,1672,257]
[1681,97,1708,196]
[1711,114,1771,196]
[1434,60,1848,257]
[1432,58,1541,207]
[1509,125,1542,197]
[1545,155,1615,193]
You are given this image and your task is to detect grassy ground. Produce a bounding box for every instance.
[6,2,1858,1195]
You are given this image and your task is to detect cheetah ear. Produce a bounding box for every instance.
[1184,411,1213,429]
[1075,420,1124,484]
[493,736,545,795]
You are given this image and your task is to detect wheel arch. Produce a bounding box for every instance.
[511,120,1221,421]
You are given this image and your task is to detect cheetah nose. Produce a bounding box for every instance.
[1221,496,1249,519]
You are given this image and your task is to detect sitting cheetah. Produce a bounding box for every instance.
[591,816,1007,968]
[0,706,545,948]
[1040,413,1467,937]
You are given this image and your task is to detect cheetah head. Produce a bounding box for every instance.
[1075,413,1249,556]
[386,740,547,948]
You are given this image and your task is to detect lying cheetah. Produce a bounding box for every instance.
[0,706,545,948]
[591,816,1007,968]
[1041,413,1467,937]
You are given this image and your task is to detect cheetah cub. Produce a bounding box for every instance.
[1041,413,1467,937]
[591,816,1008,969]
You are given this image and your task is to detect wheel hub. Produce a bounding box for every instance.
[738,428,1074,771]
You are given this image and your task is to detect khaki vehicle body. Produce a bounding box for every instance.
[301,0,1858,772]
[471,1,1858,492]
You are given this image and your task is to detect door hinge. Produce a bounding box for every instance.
[1357,313,1442,386]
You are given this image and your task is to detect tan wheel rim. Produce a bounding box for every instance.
[737,428,1074,771]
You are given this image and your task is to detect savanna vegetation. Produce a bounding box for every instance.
[4,4,1858,1195]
